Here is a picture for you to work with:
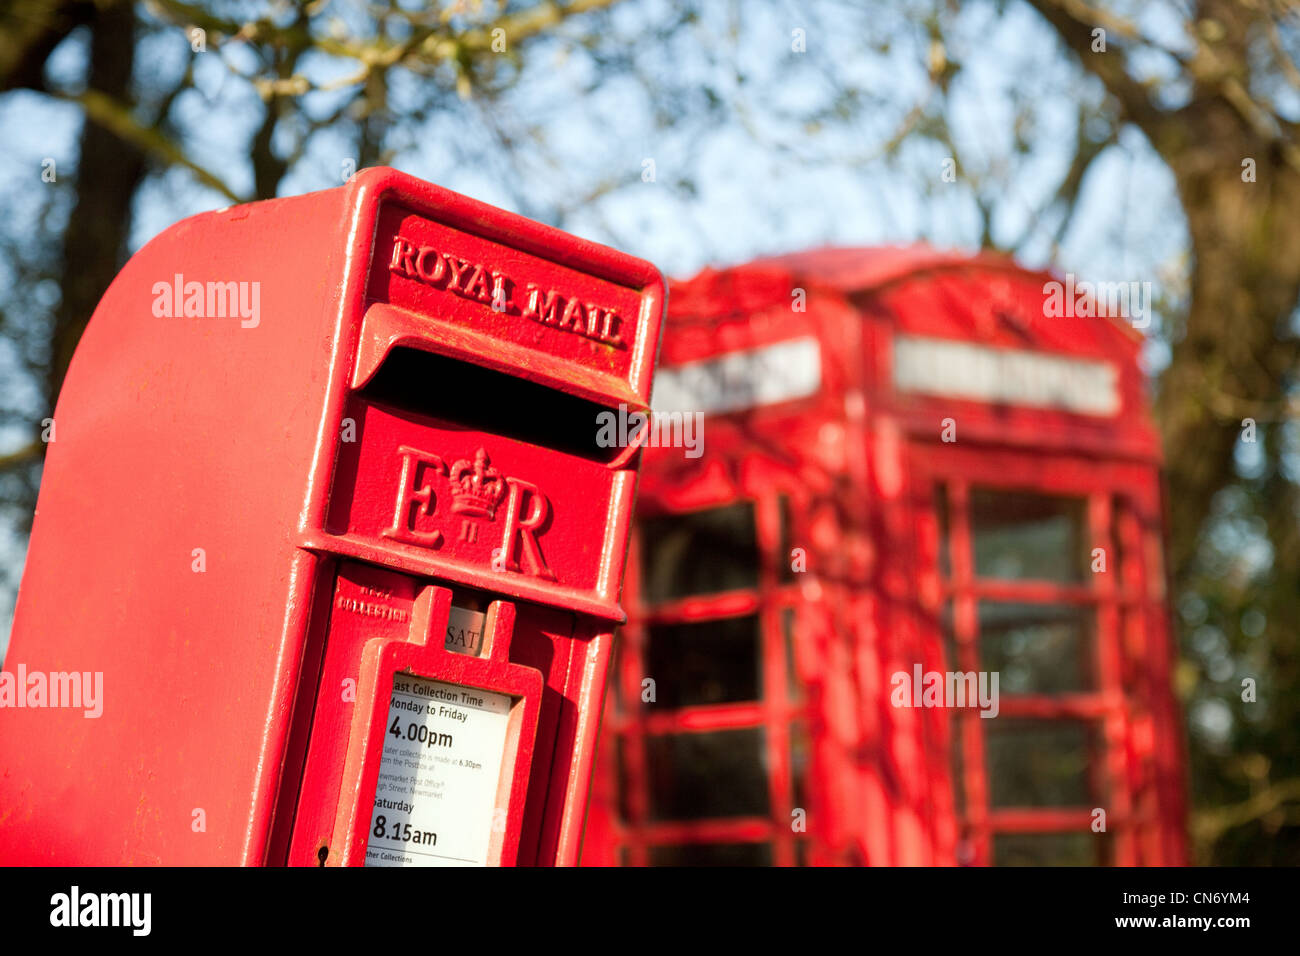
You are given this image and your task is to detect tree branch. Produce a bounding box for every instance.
[0,0,89,92]
[1192,777,1300,845]
[0,440,41,473]
[59,87,244,202]
[1023,0,1165,136]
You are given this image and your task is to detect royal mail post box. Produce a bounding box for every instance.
[0,167,666,865]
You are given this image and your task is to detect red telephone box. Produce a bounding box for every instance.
[583,247,1188,866]
[0,167,665,866]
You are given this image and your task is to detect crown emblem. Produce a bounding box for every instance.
[449,448,507,519]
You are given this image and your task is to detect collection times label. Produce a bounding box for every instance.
[365,674,512,867]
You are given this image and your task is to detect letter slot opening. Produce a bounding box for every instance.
[358,346,627,464]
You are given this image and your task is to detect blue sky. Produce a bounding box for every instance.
[0,0,1191,653]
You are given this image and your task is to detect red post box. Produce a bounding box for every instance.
[0,167,666,866]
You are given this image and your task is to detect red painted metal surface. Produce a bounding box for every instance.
[583,246,1189,866]
[0,167,665,865]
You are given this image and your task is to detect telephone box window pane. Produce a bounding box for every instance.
[645,615,761,708]
[942,600,967,818]
[993,832,1101,866]
[782,607,802,703]
[615,735,633,823]
[778,494,796,583]
[978,602,1094,694]
[986,720,1093,807]
[950,714,967,817]
[970,489,1086,582]
[936,484,952,579]
[640,503,759,604]
[609,635,624,712]
[791,720,810,816]
[648,842,772,866]
[941,602,958,671]
[645,728,769,820]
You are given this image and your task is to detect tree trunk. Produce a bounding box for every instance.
[47,0,147,411]
[1156,100,1300,584]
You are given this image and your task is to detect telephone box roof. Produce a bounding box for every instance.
[668,244,1147,349]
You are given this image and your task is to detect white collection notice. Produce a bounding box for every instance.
[365,672,513,867]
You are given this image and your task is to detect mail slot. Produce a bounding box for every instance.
[0,167,666,866]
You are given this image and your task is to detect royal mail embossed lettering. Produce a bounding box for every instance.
[388,235,626,349]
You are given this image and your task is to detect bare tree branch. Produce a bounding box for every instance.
[0,441,41,474]
[59,88,244,202]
